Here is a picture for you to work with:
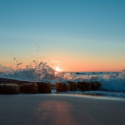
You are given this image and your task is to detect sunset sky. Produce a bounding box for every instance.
[0,0,125,72]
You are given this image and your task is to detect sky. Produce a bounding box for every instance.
[0,0,125,72]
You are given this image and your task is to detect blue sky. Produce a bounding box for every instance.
[0,0,125,71]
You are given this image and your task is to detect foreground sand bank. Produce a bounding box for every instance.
[0,94,125,125]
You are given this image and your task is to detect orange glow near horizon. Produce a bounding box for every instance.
[0,56,125,72]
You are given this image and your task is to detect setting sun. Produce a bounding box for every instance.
[55,67,61,72]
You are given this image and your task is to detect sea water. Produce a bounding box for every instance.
[0,62,125,98]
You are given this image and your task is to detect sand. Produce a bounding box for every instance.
[0,94,125,125]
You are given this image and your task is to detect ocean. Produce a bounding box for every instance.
[0,63,125,98]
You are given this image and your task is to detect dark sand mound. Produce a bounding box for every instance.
[36,82,51,93]
[0,83,20,94]
[91,81,101,90]
[77,81,91,91]
[56,82,70,92]
[77,81,101,91]
[67,81,77,91]
[19,83,38,94]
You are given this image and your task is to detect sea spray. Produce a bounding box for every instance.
[0,63,125,92]
[0,62,56,81]
[99,70,125,92]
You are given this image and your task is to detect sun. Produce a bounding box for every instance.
[55,67,61,72]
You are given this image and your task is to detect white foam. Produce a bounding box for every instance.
[0,63,125,92]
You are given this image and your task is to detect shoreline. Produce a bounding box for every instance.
[1,93,125,101]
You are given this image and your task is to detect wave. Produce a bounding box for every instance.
[0,63,125,92]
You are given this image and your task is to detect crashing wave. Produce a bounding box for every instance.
[0,63,125,92]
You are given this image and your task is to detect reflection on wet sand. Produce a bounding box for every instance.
[33,100,99,125]
[36,101,77,125]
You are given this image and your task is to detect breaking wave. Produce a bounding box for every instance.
[0,62,125,92]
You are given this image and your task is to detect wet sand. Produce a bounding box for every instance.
[0,94,125,125]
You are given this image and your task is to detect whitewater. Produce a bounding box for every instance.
[0,62,125,98]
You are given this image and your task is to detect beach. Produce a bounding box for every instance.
[0,94,125,125]
[1,0,125,124]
